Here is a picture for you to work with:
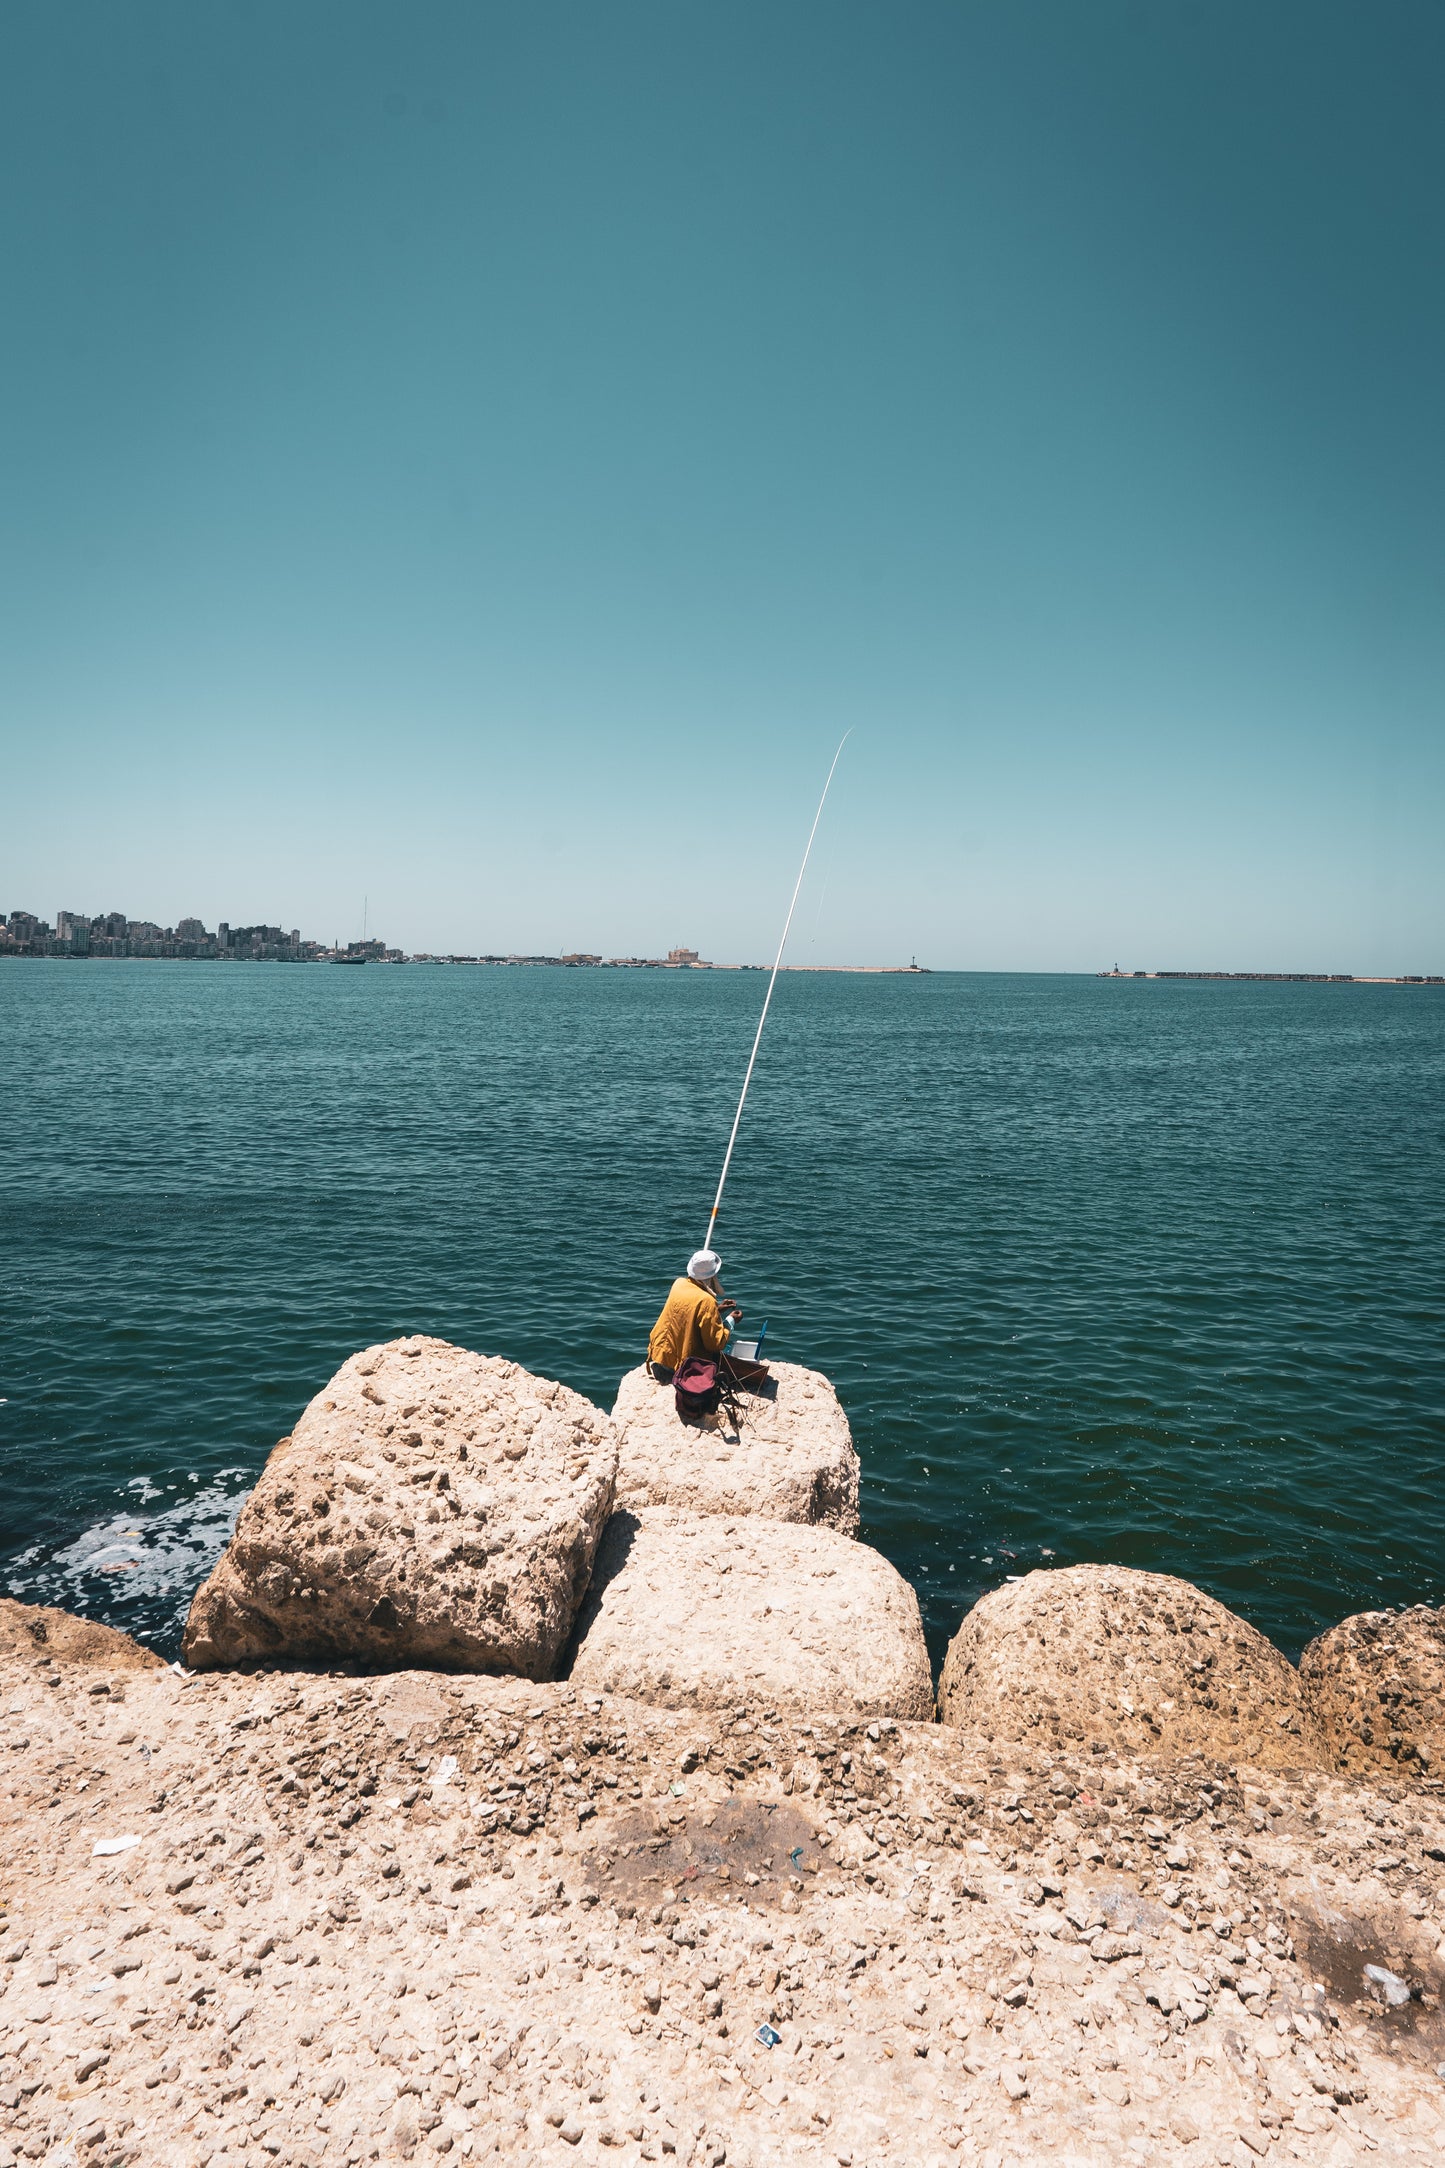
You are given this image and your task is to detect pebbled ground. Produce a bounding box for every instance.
[4,1632,1445,2168]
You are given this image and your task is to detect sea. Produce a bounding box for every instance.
[2,961,1442,1674]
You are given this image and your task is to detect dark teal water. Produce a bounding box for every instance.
[2,962,1442,1671]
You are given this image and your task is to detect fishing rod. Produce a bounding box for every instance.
[702,731,851,1254]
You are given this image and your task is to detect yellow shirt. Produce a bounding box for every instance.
[647,1278,730,1369]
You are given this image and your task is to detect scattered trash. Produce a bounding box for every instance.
[168,1661,193,1679]
[670,1781,686,1798]
[789,1848,804,1868]
[92,1835,142,1857]
[431,1755,459,1789]
[1042,1548,1055,1558]
[756,2024,782,2049]
[1364,1964,1412,2007]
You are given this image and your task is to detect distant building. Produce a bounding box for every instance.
[53,910,92,954]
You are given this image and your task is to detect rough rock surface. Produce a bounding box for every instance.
[6,1599,1445,2168]
[1301,1604,1445,1778]
[181,1337,617,1678]
[939,1565,1325,1771]
[0,1597,165,1672]
[568,1507,933,1720]
[611,1361,861,1533]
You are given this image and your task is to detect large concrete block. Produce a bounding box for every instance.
[568,1506,933,1720]
[611,1361,859,1532]
[182,1336,616,1677]
[1301,1603,1445,1779]
[939,1563,1323,1770]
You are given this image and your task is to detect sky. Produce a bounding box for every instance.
[2,1,1442,971]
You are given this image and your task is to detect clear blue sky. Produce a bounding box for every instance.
[2,2,1441,969]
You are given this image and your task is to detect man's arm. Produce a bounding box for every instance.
[698,1295,734,1354]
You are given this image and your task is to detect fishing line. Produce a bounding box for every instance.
[702,731,851,1252]
[809,874,831,947]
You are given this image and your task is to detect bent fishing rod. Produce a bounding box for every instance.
[702,731,851,1255]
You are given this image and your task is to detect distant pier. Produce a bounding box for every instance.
[1099,968,1443,985]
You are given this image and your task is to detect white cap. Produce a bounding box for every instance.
[687,1249,722,1282]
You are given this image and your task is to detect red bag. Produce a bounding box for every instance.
[674,1357,720,1418]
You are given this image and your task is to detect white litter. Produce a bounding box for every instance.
[1364,1963,1411,2006]
[92,1835,142,1857]
[431,1755,459,1789]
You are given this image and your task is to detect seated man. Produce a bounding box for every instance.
[646,1250,741,1384]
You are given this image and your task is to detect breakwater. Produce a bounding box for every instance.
[4,1339,1445,2164]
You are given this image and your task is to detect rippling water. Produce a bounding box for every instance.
[2,961,1442,1669]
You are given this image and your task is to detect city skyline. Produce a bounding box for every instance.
[2,907,387,964]
[1,909,737,969]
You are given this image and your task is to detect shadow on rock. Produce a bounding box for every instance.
[590,1798,828,1914]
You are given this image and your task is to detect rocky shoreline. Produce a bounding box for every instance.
[3,1342,1445,2168]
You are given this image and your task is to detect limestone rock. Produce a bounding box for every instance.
[938,1564,1324,1769]
[1300,1604,1445,1777]
[611,1361,860,1533]
[182,1336,617,1676]
[0,1597,163,1672]
[4,1599,1441,2164]
[567,1506,933,1719]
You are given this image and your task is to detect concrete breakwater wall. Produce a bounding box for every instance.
[5,1344,1445,2168]
[177,1339,1445,1786]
